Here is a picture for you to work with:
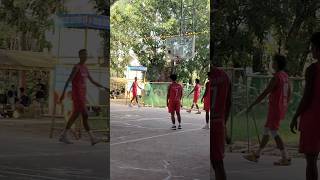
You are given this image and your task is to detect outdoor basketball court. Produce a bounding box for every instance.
[111,103,309,180]
[0,118,109,180]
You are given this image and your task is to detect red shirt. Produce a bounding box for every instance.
[210,68,231,121]
[168,82,183,102]
[268,71,289,120]
[204,81,211,100]
[72,64,88,99]
[299,63,320,133]
[132,81,138,94]
[194,84,201,97]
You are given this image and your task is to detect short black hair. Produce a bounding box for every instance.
[207,72,210,76]
[78,49,87,54]
[195,79,200,83]
[273,54,287,70]
[311,32,320,49]
[170,74,177,81]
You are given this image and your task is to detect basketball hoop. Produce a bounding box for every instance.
[164,36,195,61]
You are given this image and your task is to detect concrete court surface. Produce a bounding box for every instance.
[110,103,316,180]
[0,118,109,180]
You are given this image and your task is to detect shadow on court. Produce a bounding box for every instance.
[111,103,311,180]
[0,118,109,180]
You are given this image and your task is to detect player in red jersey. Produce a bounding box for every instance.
[244,54,291,165]
[201,73,211,129]
[291,32,320,180]
[187,79,201,114]
[129,77,142,107]
[59,49,107,146]
[210,65,231,180]
[167,74,183,130]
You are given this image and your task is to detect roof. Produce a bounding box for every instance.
[0,50,56,70]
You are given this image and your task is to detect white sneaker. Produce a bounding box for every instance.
[128,104,133,107]
[202,124,209,130]
[91,137,103,146]
[171,125,177,130]
[59,135,73,144]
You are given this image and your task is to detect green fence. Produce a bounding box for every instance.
[142,82,205,108]
[142,69,304,145]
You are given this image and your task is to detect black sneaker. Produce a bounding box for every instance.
[171,125,176,130]
[178,125,182,129]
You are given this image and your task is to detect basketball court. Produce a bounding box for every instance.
[110,103,311,180]
[0,118,109,180]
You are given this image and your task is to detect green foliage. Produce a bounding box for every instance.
[111,0,209,81]
[213,0,320,75]
[0,0,63,51]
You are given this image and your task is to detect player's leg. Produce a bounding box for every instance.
[170,112,176,130]
[60,111,80,144]
[176,101,182,129]
[187,103,194,113]
[202,111,210,129]
[305,153,319,180]
[195,103,201,114]
[211,121,226,180]
[211,160,227,180]
[273,132,291,165]
[244,128,270,162]
[176,111,182,129]
[82,111,102,146]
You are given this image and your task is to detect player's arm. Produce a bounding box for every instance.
[60,66,78,102]
[167,85,170,107]
[291,66,314,133]
[201,83,208,103]
[87,72,107,90]
[287,82,292,104]
[188,87,195,97]
[248,77,277,111]
[180,86,183,101]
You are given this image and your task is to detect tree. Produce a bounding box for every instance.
[0,0,63,51]
[111,0,209,82]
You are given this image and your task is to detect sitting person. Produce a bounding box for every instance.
[13,88,31,118]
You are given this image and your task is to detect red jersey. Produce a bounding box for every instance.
[72,64,88,99]
[299,63,320,133]
[194,84,201,97]
[132,81,138,94]
[72,64,88,112]
[210,68,231,121]
[203,81,211,112]
[265,71,289,130]
[168,82,183,102]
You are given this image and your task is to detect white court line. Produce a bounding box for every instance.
[0,169,69,180]
[0,149,107,158]
[0,166,106,180]
[110,118,164,123]
[111,128,201,146]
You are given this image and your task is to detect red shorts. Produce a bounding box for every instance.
[72,92,87,113]
[132,91,137,97]
[203,97,210,112]
[168,101,181,113]
[193,94,200,103]
[210,120,225,161]
[265,109,282,130]
[299,130,320,154]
